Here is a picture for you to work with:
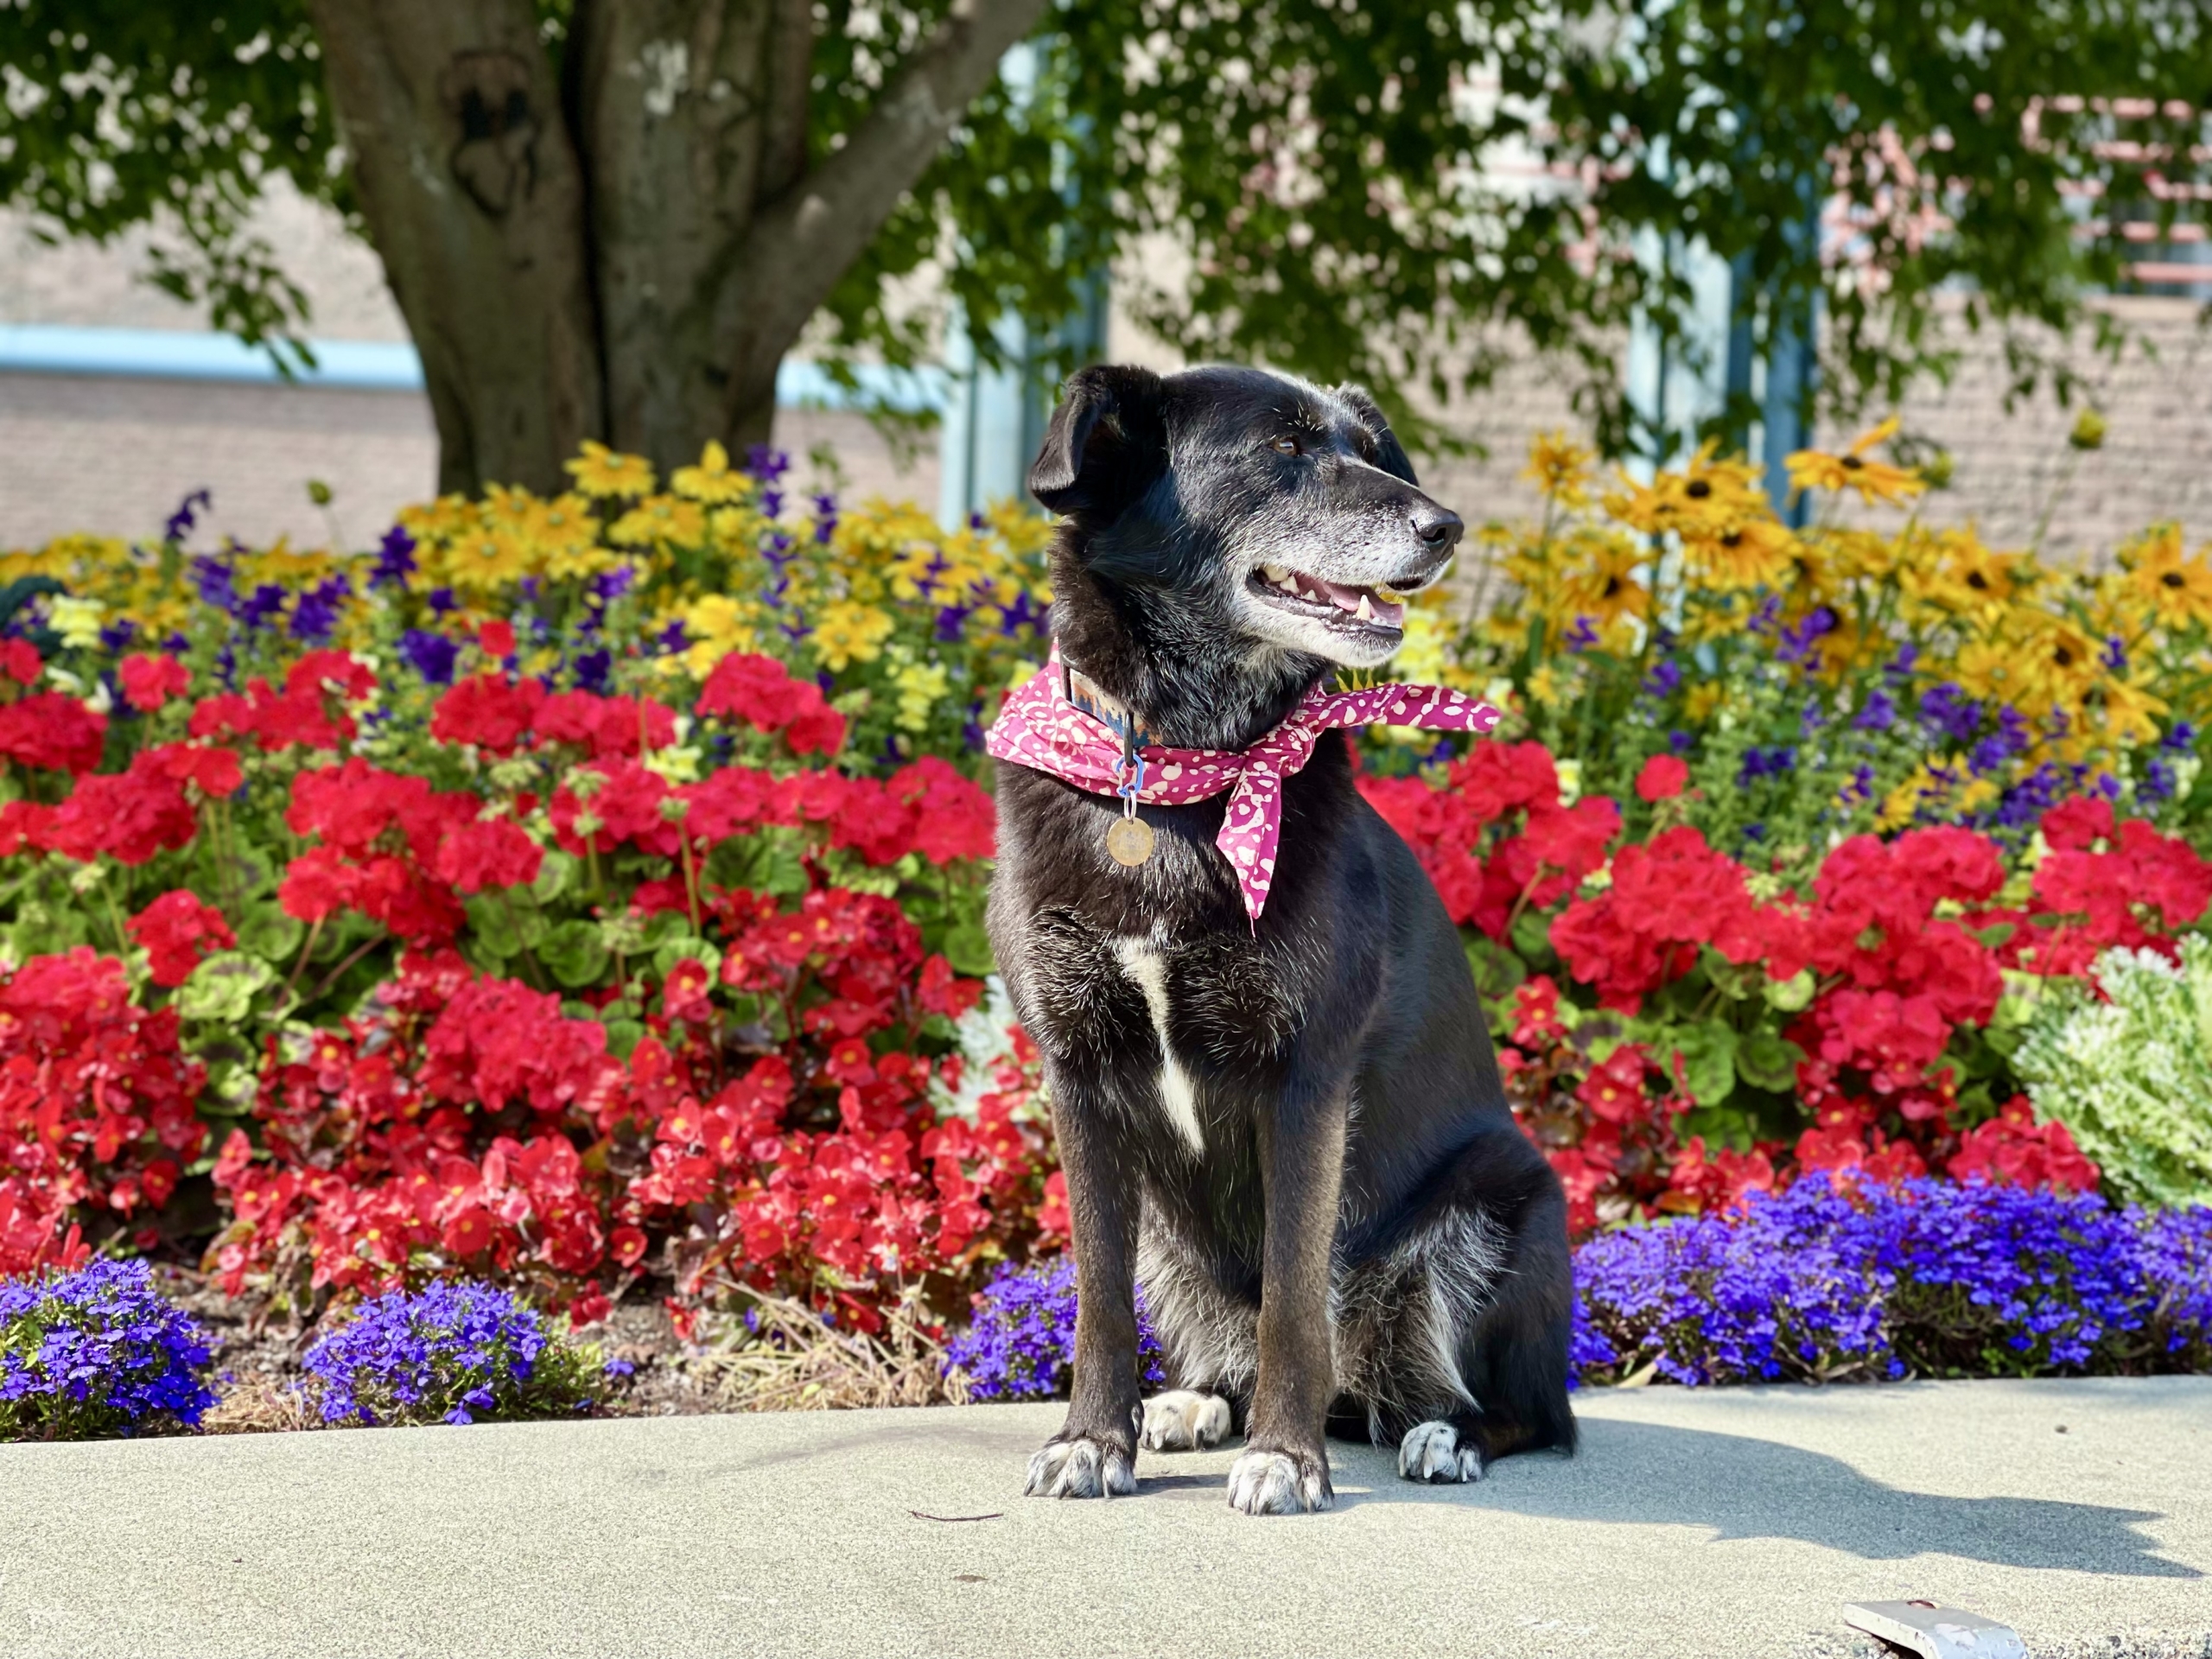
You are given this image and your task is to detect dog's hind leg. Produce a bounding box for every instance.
[1135,1222,1255,1452]
[1140,1389,1234,1451]
[1382,1126,1577,1484]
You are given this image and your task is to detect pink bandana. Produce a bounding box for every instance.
[987,648,1503,923]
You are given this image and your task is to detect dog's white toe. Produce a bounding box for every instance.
[1226,1447,1332,1514]
[1141,1389,1232,1452]
[1026,1435,1136,1499]
[1398,1420,1484,1484]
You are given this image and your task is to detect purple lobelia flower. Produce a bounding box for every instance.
[0,1258,216,1440]
[1573,1179,2212,1385]
[952,1184,2212,1398]
[302,1281,601,1427]
[944,1258,1165,1400]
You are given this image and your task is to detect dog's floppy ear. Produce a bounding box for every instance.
[1335,384,1418,486]
[1029,365,1166,517]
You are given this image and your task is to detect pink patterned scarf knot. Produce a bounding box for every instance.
[986,647,1503,923]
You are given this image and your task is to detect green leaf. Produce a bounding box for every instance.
[1465,934,1527,997]
[1764,969,1816,1013]
[177,950,276,1024]
[760,841,809,899]
[235,904,303,963]
[603,1019,646,1060]
[531,849,576,905]
[8,900,90,961]
[465,893,543,958]
[539,918,610,989]
[1667,1022,1738,1106]
[1735,1029,1804,1094]
[209,844,278,901]
[943,920,996,976]
[1510,907,1554,965]
[651,937,723,980]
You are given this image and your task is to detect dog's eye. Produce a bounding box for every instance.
[1270,436,1301,456]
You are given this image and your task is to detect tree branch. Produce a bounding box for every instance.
[725,0,1050,367]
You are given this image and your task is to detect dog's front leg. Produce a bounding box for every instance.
[1026,1076,1141,1498]
[1229,1081,1348,1515]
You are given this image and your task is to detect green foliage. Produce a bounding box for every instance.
[6,2,2207,448]
[0,3,338,369]
[2014,938,2212,1208]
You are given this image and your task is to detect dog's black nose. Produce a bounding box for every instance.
[1412,503,1464,552]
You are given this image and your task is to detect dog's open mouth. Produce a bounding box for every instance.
[1249,563,1408,633]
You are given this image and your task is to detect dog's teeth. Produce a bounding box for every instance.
[1374,584,1404,603]
[1259,563,1290,583]
[1355,593,1375,621]
[1277,573,1301,594]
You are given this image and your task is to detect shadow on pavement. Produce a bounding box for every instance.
[1324,1419,2198,1578]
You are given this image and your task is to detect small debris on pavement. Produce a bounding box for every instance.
[1844,1599,2026,1659]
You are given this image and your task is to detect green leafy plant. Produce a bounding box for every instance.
[2014,938,2212,1208]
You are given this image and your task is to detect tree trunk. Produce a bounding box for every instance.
[318,0,1049,494]
[311,0,605,496]
[574,0,1050,478]
[569,0,813,467]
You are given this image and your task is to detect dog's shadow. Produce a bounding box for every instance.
[1147,1418,2198,1579]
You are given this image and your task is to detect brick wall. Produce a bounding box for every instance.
[3,192,2205,557]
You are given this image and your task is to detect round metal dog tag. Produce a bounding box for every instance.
[1105,817,1155,867]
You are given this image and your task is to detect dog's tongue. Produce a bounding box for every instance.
[1311,575,1405,629]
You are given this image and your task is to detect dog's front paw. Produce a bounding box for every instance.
[1226,1446,1332,1514]
[1026,1434,1137,1499]
[1397,1420,1483,1484]
[1141,1389,1232,1452]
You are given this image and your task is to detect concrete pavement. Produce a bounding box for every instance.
[3,1377,2209,1659]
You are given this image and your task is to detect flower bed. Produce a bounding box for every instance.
[1,425,2209,1434]
[1355,423,2212,1227]
[0,448,1061,1339]
[950,1180,2212,1399]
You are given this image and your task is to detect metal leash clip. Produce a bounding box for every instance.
[1106,731,1154,867]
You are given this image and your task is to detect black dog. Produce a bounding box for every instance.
[986,363,1575,1515]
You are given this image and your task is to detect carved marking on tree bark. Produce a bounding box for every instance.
[438,52,541,218]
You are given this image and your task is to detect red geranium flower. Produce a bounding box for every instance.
[119,653,192,713]
[127,891,237,987]
[1634,753,1689,802]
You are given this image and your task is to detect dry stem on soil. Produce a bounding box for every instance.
[692,1290,969,1412]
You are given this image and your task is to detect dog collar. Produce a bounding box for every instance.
[1060,659,1161,752]
[987,646,1503,924]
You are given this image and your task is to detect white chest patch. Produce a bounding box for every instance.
[1113,938,1205,1157]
